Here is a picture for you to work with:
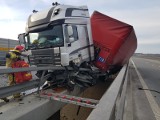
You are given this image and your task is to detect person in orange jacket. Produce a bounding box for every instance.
[5,45,24,101]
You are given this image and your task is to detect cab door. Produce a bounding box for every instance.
[64,25,81,63]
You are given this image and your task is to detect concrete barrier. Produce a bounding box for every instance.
[87,64,128,120]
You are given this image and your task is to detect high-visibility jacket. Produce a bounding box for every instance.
[6,50,21,67]
[11,60,32,83]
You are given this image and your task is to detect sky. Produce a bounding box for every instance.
[0,0,160,54]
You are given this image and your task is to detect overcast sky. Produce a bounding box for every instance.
[0,0,160,54]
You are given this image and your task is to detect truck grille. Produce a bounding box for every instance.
[29,48,61,66]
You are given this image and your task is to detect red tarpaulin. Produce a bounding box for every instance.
[91,11,137,71]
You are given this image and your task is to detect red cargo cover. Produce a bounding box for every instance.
[91,11,137,71]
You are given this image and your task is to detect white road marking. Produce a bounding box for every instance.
[131,59,160,120]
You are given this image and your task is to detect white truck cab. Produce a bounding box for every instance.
[20,4,94,67]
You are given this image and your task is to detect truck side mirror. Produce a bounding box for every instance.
[65,25,75,45]
[67,26,73,37]
[18,33,26,45]
[67,26,75,43]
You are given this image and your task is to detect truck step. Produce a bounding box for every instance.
[40,91,99,108]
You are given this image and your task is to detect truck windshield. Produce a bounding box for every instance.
[28,25,64,49]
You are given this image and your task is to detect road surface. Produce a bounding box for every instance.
[128,56,160,120]
[132,57,160,106]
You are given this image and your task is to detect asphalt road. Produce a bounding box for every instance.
[132,57,160,107]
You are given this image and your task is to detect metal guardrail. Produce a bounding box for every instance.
[0,66,90,75]
[87,64,128,120]
[0,66,65,75]
[0,66,90,98]
[0,79,40,98]
[0,66,63,98]
[0,66,84,120]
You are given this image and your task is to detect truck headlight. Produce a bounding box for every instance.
[61,53,69,66]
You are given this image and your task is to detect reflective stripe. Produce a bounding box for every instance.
[0,47,14,51]
[25,73,32,77]
[6,52,19,67]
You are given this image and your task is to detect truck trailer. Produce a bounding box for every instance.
[18,3,137,89]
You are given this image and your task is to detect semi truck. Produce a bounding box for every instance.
[18,3,137,89]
